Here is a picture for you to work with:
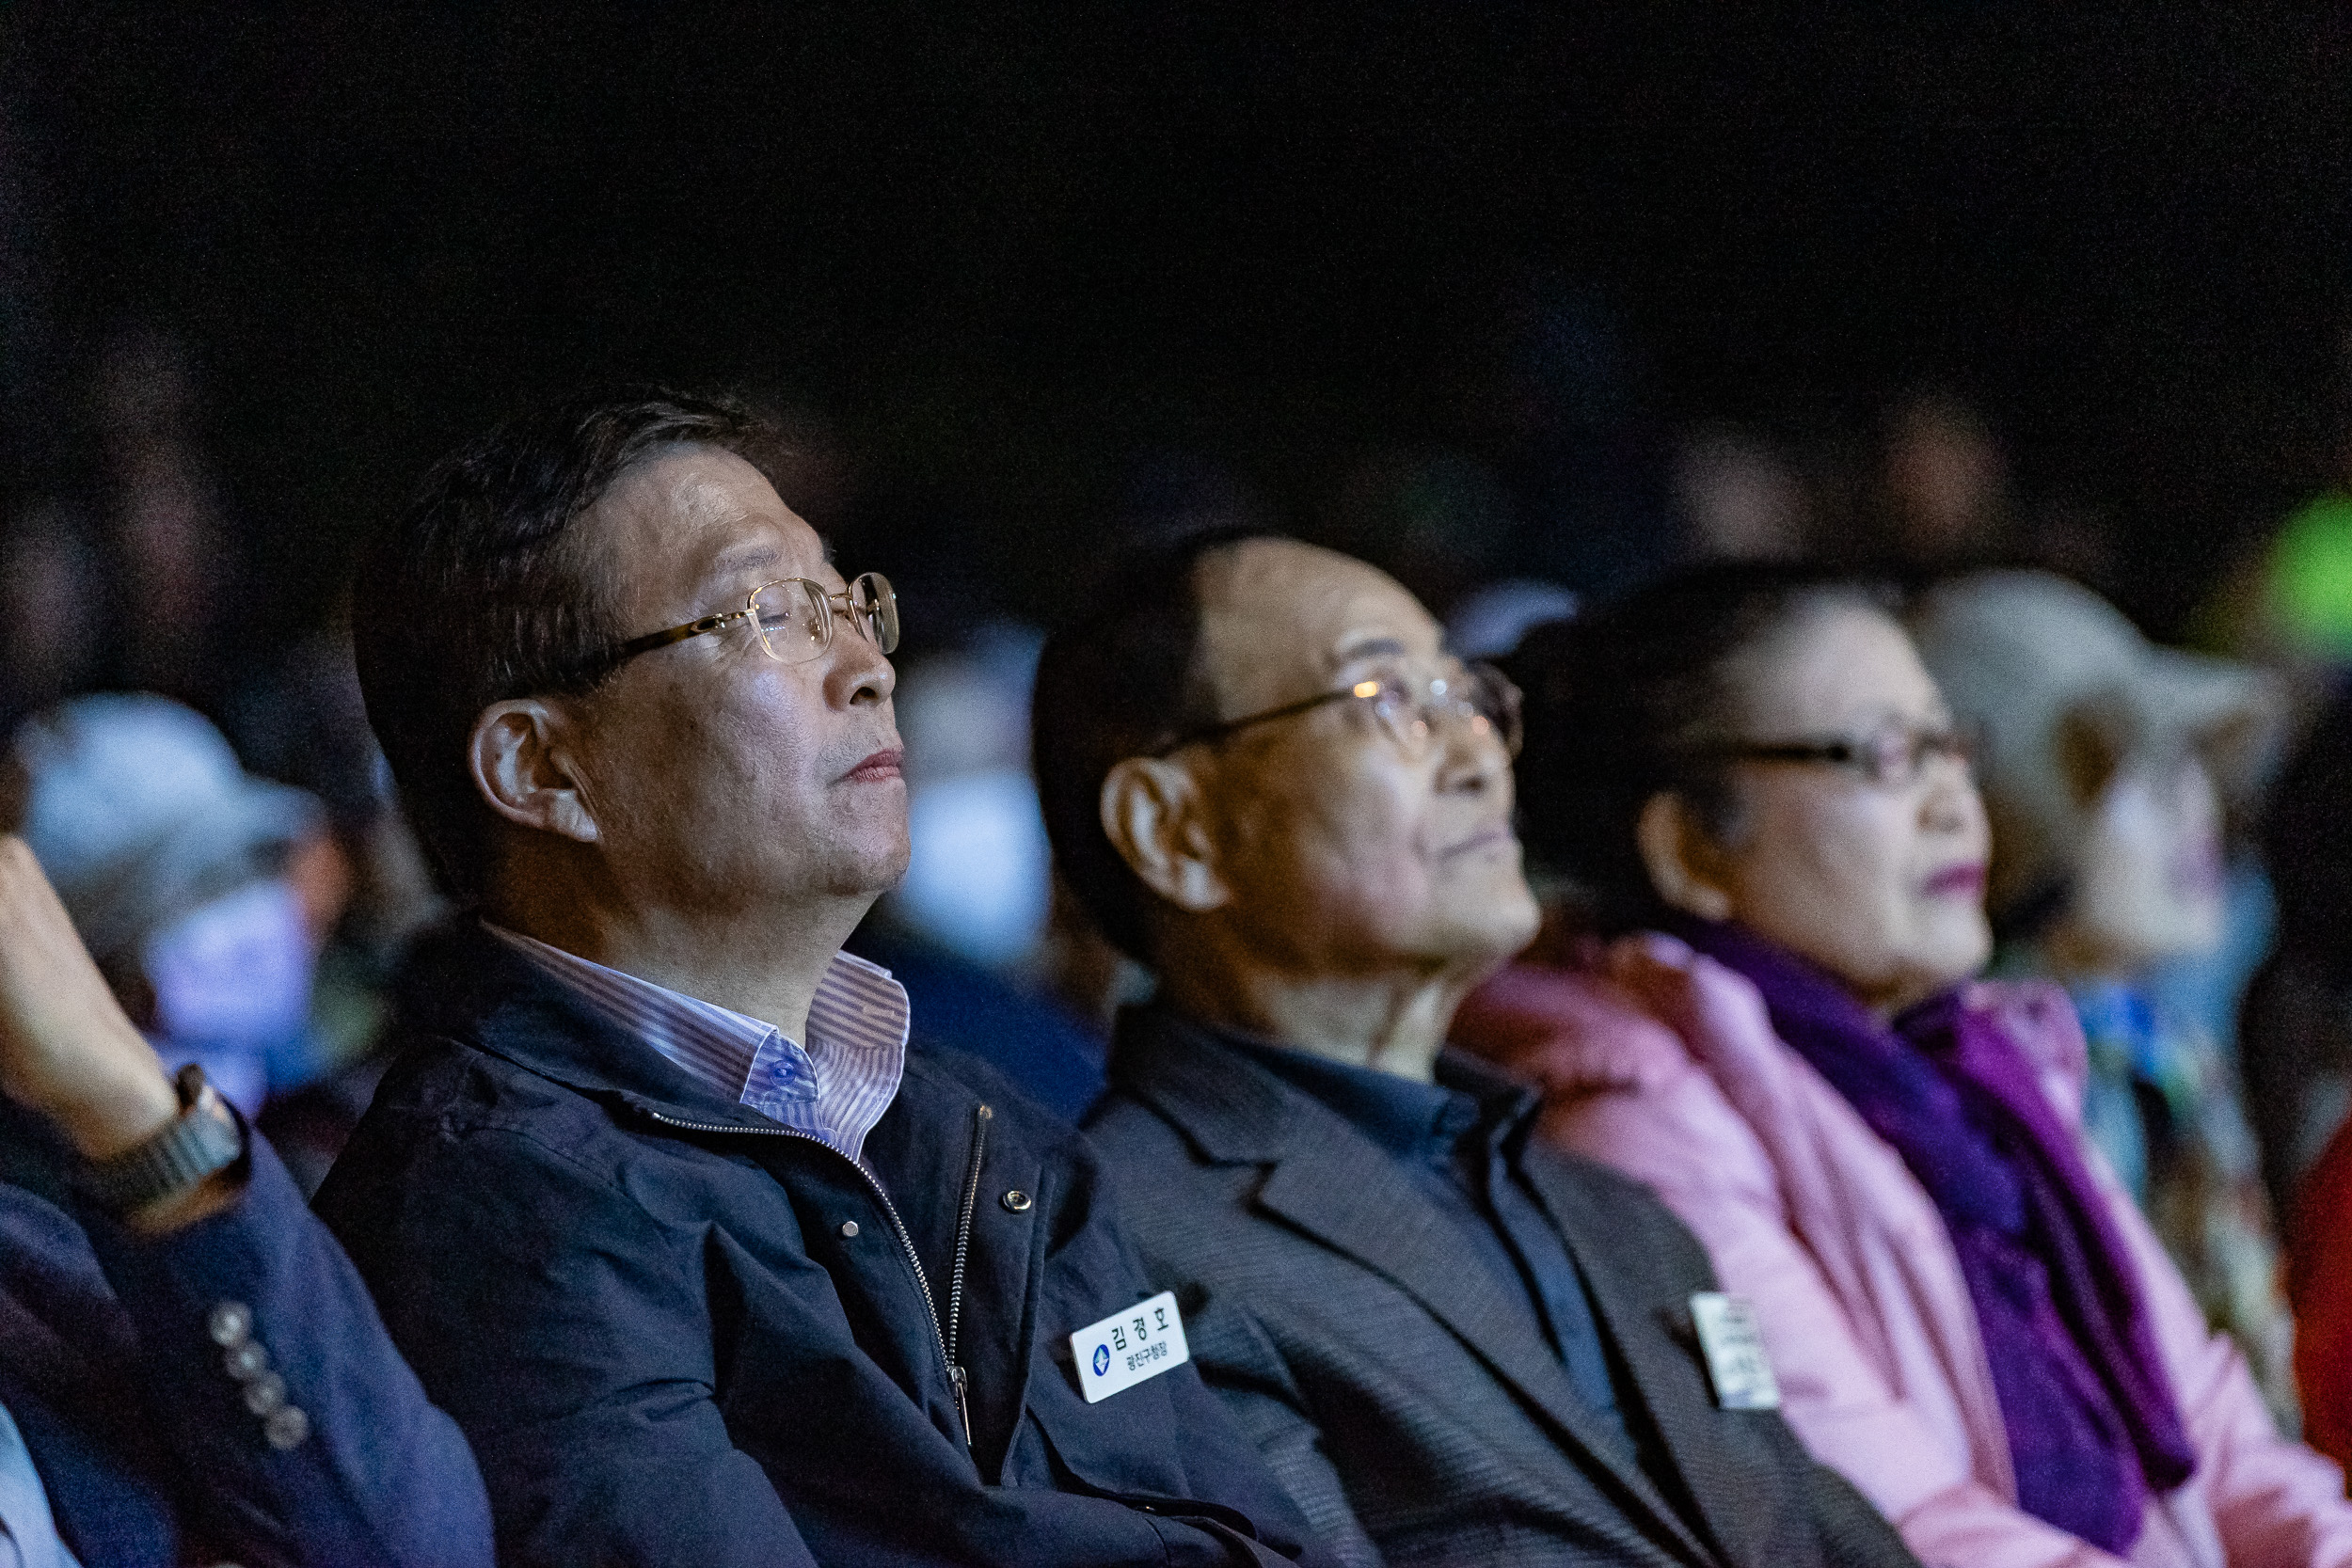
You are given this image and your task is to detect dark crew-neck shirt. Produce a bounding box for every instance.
[1222,1032,1634,1458]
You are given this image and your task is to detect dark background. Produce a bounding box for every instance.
[7,3,2349,641]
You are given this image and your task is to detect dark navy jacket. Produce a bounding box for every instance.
[0,1104,493,1568]
[313,928,1329,1568]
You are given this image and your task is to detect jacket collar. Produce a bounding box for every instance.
[396,922,786,1135]
[1109,1005,1716,1564]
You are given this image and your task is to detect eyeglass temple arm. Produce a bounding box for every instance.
[612,609,749,662]
[1151,688,1357,756]
[1707,740,1856,764]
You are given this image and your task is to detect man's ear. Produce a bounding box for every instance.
[1634,792,1734,923]
[469,698,601,846]
[1100,756,1230,914]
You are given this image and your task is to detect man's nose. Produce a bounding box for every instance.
[825,623,897,708]
[1435,711,1508,793]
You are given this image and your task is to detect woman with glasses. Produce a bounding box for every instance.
[1452,563,2352,1568]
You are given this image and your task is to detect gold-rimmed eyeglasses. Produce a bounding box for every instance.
[1152,661,1522,762]
[603,572,899,673]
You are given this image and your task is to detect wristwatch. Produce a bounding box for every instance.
[83,1063,246,1215]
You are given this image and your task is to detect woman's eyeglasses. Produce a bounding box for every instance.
[1692,718,1977,789]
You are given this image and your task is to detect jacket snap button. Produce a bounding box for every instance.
[838,1221,860,1238]
[1000,1190,1032,1212]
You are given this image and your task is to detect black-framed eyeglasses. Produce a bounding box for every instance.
[601,572,899,674]
[1692,717,1977,789]
[1152,661,1522,762]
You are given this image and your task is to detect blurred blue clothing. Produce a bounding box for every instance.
[849,927,1108,1122]
[2148,858,2276,1061]
[0,1400,80,1568]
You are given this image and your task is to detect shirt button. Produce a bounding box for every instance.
[1000,1190,1032,1212]
[208,1302,253,1348]
[263,1406,310,1450]
[839,1221,860,1238]
[223,1340,270,1382]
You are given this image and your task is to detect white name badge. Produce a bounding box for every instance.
[1690,1292,1781,1411]
[1071,1291,1190,1403]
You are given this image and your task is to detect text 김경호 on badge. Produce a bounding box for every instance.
[1071,1291,1190,1403]
[1689,1291,1781,1410]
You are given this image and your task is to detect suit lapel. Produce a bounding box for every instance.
[1520,1156,1762,1568]
[1114,1012,1716,1564]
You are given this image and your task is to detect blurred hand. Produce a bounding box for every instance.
[0,835,179,1161]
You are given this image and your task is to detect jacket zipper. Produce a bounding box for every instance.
[641,1106,978,1445]
[946,1103,992,1443]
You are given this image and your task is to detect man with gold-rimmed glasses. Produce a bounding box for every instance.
[316,389,1330,1568]
[1037,533,1923,1568]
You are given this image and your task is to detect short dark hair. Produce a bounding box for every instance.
[353,386,790,901]
[1505,562,1896,932]
[1031,530,1279,965]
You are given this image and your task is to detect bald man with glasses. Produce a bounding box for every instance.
[314,390,1329,1568]
[1036,533,1923,1568]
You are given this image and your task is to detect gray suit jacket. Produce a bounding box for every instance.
[1085,1008,1921,1568]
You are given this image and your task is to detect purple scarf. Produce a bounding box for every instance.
[1671,917,2196,1553]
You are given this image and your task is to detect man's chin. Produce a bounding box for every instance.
[1413,899,1541,973]
[828,842,913,900]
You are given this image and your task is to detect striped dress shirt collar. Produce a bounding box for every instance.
[484,923,910,1165]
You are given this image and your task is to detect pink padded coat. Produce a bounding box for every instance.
[1454,931,2352,1568]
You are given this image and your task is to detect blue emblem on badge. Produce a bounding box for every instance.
[1092,1344,1111,1376]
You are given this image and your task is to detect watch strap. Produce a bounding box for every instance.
[83,1063,246,1214]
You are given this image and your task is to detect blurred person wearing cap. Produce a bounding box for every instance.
[0,832,492,1566]
[1040,533,1923,1568]
[1910,571,2297,1421]
[9,695,348,1120]
[315,388,1329,1568]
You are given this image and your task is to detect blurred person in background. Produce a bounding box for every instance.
[8,694,348,1120]
[0,833,491,1566]
[1871,390,2013,570]
[883,621,1054,970]
[849,618,1111,1121]
[1455,563,2351,1567]
[1442,578,1580,663]
[89,331,243,714]
[0,504,103,739]
[1911,571,2296,1422]
[223,619,447,1192]
[1045,534,1925,1568]
[1670,423,1813,564]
